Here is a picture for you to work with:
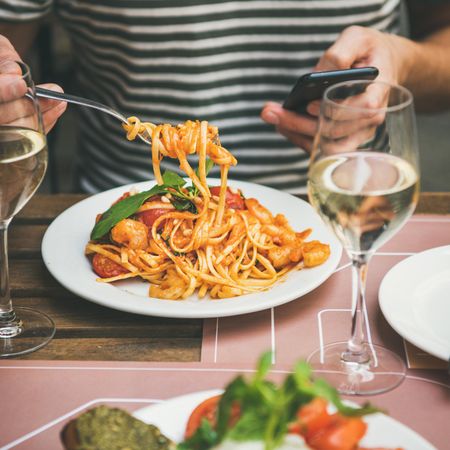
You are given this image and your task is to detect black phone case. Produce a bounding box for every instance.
[283,67,379,114]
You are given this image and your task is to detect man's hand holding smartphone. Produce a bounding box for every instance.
[261,66,380,153]
[260,24,407,153]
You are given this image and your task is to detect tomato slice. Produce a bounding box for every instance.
[184,395,241,439]
[209,186,245,210]
[112,191,131,205]
[185,395,221,439]
[136,208,169,228]
[289,398,332,438]
[306,414,367,450]
[92,254,129,278]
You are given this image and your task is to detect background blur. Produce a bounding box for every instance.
[22,15,450,194]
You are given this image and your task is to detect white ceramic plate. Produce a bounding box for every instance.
[133,389,436,449]
[42,178,341,318]
[379,245,450,361]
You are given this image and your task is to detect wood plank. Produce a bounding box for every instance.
[19,337,200,361]
[14,297,202,339]
[9,224,47,258]
[416,192,450,214]
[15,194,87,223]
[10,259,62,296]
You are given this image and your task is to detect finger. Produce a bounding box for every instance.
[320,112,385,140]
[276,128,314,153]
[0,96,36,125]
[0,73,27,102]
[0,59,22,75]
[42,101,67,133]
[37,83,67,113]
[306,100,321,116]
[261,101,317,137]
[319,125,380,155]
[315,26,372,71]
[0,82,67,125]
[321,84,389,123]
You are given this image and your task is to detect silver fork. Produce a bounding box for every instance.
[35,87,151,144]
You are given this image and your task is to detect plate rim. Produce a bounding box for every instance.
[379,244,450,361]
[133,388,436,449]
[41,178,342,319]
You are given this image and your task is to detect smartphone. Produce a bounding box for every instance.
[283,67,379,114]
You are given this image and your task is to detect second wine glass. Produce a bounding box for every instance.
[307,81,420,395]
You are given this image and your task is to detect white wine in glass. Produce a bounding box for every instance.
[0,61,55,357]
[307,81,420,395]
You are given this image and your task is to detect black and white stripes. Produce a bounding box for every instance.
[2,0,401,193]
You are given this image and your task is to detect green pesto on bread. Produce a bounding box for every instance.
[61,405,175,450]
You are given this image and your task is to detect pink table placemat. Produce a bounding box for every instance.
[0,214,449,450]
[0,361,448,450]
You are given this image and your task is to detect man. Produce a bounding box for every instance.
[1,1,449,193]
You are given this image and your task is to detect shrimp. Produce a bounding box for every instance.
[262,213,312,247]
[245,198,273,224]
[268,246,295,269]
[302,240,331,267]
[150,269,186,299]
[111,219,149,250]
[267,244,304,269]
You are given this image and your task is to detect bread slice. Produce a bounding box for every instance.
[60,405,175,450]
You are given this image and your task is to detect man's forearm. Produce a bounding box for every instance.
[396,27,450,112]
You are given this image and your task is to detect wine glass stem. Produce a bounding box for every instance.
[344,255,371,364]
[0,220,16,324]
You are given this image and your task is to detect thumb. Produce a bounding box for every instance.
[315,26,371,71]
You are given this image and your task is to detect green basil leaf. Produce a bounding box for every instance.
[163,171,186,187]
[172,198,197,214]
[90,185,166,240]
[227,410,267,441]
[189,158,215,198]
[194,158,214,179]
[176,419,218,450]
[205,158,215,176]
[216,376,248,439]
[254,352,272,383]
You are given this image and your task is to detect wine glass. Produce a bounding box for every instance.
[307,80,420,395]
[0,60,55,357]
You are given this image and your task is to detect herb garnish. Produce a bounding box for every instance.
[90,161,215,241]
[90,185,168,240]
[178,352,380,450]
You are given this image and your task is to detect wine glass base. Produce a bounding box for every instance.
[0,307,55,358]
[307,341,406,395]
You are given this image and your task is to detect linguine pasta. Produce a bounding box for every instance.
[85,117,330,300]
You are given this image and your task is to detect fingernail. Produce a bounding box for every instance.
[264,110,280,125]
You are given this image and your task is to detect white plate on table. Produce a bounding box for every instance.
[379,245,450,361]
[41,179,341,319]
[133,389,436,449]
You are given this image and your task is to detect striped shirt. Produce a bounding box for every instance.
[1,0,401,193]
